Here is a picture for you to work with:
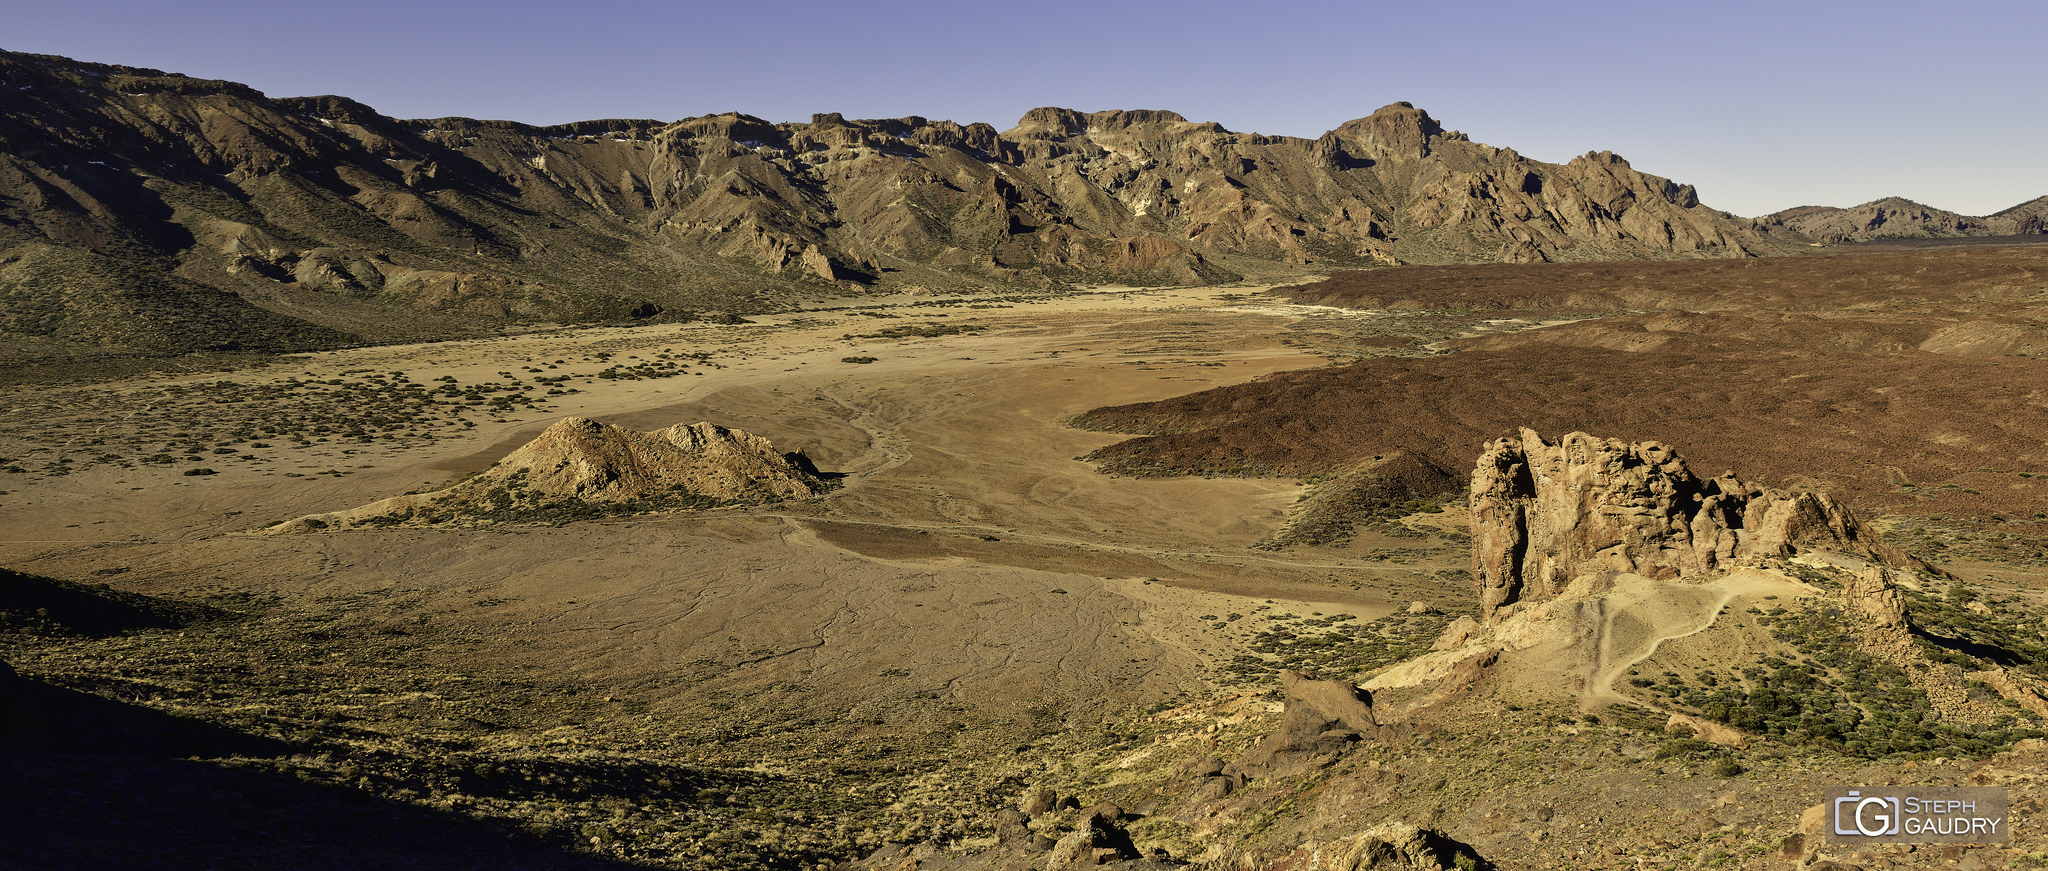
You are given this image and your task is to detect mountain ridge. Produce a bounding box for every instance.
[2,48,2040,368]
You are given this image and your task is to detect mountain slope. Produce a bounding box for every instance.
[0,48,1971,366]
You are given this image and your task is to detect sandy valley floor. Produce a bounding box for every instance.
[0,284,1476,750]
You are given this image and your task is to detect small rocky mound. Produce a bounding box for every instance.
[1260,451,1458,549]
[1470,427,1926,622]
[1226,669,1400,783]
[268,418,829,532]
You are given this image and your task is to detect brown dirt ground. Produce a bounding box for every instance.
[1081,244,2048,532]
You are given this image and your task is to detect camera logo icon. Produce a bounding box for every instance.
[1834,790,1902,837]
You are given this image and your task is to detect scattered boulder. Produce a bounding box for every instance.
[1966,669,2048,720]
[1174,757,1224,779]
[1775,833,1806,862]
[1080,804,1124,823]
[1273,820,1491,870]
[1176,754,1233,799]
[1431,616,1480,650]
[1470,428,1926,622]
[994,809,1055,853]
[267,417,830,531]
[1045,806,1141,871]
[1227,670,1394,781]
[1022,788,1058,818]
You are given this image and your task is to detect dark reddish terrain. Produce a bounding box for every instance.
[1080,244,2048,528]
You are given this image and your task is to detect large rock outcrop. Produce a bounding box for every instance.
[268,417,828,531]
[1469,428,1918,622]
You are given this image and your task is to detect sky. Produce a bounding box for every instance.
[8,0,2045,217]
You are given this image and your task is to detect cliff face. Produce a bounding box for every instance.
[1468,428,1920,622]
[1,50,1810,362]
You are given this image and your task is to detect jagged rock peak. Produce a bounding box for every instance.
[1468,428,1920,622]
[1328,101,1446,160]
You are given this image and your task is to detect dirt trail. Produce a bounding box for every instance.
[1577,570,1813,706]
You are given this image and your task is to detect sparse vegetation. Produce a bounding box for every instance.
[841,323,986,341]
[1656,585,2048,759]
[0,569,1122,869]
[1218,609,1453,684]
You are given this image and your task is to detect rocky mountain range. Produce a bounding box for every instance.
[11,49,2038,369]
[1763,195,2048,243]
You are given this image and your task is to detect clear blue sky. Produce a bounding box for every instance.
[10,0,2044,217]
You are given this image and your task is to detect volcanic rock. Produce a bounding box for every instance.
[1268,821,1490,870]
[1226,670,1394,781]
[994,809,1055,853]
[1045,807,1141,871]
[1469,428,1919,622]
[1843,565,1910,633]
[268,417,828,532]
[1022,788,1059,818]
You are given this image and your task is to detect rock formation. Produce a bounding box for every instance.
[268,417,827,531]
[1045,806,1143,870]
[1226,670,1397,781]
[1469,428,1921,622]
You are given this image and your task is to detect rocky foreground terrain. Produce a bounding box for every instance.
[2,242,2046,868]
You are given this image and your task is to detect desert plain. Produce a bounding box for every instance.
[6,241,2048,871]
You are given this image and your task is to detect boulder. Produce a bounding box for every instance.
[995,808,1055,854]
[1226,670,1393,781]
[1022,788,1058,818]
[1843,566,1910,631]
[1274,820,1490,870]
[1045,807,1140,870]
[1431,616,1480,650]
